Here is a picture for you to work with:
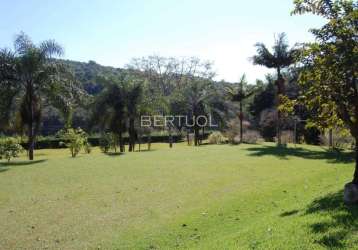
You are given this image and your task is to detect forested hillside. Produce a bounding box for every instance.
[40,60,123,134]
[60,59,123,95]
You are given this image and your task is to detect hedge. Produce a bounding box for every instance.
[20,133,210,150]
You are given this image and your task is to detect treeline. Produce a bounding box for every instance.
[0,34,325,155]
[1,2,356,161]
[0,34,235,158]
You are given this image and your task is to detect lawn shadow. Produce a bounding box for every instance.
[280,209,299,217]
[305,190,358,248]
[0,159,47,167]
[135,149,157,153]
[105,152,125,157]
[246,145,354,164]
[103,149,156,155]
[0,168,9,173]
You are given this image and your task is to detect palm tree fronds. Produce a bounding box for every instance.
[39,40,64,58]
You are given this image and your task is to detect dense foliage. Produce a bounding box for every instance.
[0,137,23,162]
[0,33,83,160]
[58,128,90,157]
[293,0,358,183]
[252,33,298,145]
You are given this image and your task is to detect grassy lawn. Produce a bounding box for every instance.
[0,143,357,249]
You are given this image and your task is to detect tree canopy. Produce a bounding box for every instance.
[293,0,358,183]
[0,32,83,159]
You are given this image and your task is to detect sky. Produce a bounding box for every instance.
[0,0,325,83]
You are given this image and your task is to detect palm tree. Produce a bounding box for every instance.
[0,33,79,160]
[252,33,296,145]
[125,80,143,152]
[182,79,225,146]
[91,77,127,152]
[225,74,257,143]
[93,75,143,153]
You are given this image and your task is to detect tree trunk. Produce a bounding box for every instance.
[128,118,135,152]
[329,129,333,149]
[113,134,117,153]
[239,102,243,143]
[186,129,190,145]
[119,131,125,152]
[138,135,141,152]
[147,132,151,151]
[201,126,205,144]
[194,125,199,146]
[277,111,282,145]
[28,123,34,160]
[27,83,34,160]
[353,137,358,184]
[168,127,173,148]
[275,71,285,146]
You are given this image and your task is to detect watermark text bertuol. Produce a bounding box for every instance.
[141,115,218,128]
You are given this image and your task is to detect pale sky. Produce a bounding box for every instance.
[0,0,325,83]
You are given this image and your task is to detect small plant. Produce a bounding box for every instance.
[0,137,24,162]
[57,128,89,157]
[99,132,117,153]
[208,132,226,145]
[84,141,92,154]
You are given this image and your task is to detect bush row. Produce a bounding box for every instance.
[19,134,203,149]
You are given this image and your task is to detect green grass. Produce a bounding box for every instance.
[0,143,357,249]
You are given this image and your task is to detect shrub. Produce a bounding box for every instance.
[303,127,321,145]
[259,109,276,141]
[0,137,24,162]
[57,128,89,157]
[243,130,261,144]
[208,132,225,145]
[233,135,242,144]
[18,134,189,150]
[99,133,117,153]
[186,133,195,146]
[225,119,240,144]
[280,130,294,145]
[84,142,92,154]
[320,129,355,150]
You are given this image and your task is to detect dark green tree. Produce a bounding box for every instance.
[293,0,358,185]
[92,74,143,152]
[252,33,297,145]
[91,76,127,152]
[125,80,143,152]
[225,74,257,143]
[0,33,80,160]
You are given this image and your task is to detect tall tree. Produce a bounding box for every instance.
[182,79,225,146]
[125,80,143,152]
[127,56,215,97]
[91,76,127,152]
[92,74,143,152]
[252,33,297,145]
[249,77,276,121]
[127,56,216,147]
[225,74,257,143]
[0,33,80,160]
[292,1,358,188]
